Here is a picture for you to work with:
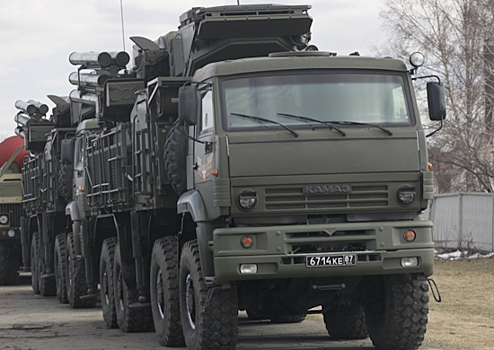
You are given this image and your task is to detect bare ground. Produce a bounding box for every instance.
[1,258,492,349]
[422,257,494,350]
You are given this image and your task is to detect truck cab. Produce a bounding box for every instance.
[175,50,444,350]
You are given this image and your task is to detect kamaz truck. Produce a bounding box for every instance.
[0,136,27,285]
[15,5,445,350]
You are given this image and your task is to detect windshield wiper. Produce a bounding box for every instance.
[277,113,346,136]
[231,112,299,137]
[326,121,393,136]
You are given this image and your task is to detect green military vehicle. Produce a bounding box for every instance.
[0,136,27,285]
[15,5,444,350]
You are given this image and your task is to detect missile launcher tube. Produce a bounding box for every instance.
[69,51,130,67]
[14,127,25,139]
[69,90,98,105]
[15,99,49,116]
[14,113,35,128]
[69,72,110,88]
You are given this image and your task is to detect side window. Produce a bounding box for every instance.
[201,91,214,132]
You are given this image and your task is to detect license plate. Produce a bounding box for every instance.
[306,254,356,268]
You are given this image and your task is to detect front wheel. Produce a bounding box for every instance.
[66,232,95,308]
[179,240,238,350]
[30,232,40,294]
[150,236,184,347]
[113,244,154,332]
[364,274,429,350]
[54,234,68,303]
[100,237,117,328]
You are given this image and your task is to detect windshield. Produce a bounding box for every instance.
[221,71,412,130]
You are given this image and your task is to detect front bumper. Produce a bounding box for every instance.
[0,227,21,241]
[212,220,434,284]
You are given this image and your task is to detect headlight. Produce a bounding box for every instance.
[410,52,425,68]
[396,186,416,205]
[0,215,8,225]
[237,190,258,211]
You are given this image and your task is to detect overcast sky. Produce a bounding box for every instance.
[0,0,387,137]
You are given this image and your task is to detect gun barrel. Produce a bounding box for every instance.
[69,51,130,67]
[15,99,49,116]
[69,90,98,105]
[69,72,110,88]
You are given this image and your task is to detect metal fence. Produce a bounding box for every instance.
[426,193,494,252]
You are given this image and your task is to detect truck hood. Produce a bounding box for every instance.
[227,129,423,178]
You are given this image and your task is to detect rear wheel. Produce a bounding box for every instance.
[30,232,40,294]
[179,240,238,350]
[323,303,368,340]
[364,274,429,350]
[54,234,68,303]
[114,244,154,332]
[100,237,117,328]
[66,232,96,308]
[150,236,184,347]
[0,242,20,285]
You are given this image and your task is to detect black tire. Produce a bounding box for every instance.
[114,244,154,332]
[54,234,68,303]
[100,237,118,329]
[38,252,56,297]
[30,232,40,294]
[150,236,185,347]
[323,303,368,340]
[66,232,96,308]
[179,240,238,350]
[364,274,429,350]
[164,119,187,195]
[0,242,20,285]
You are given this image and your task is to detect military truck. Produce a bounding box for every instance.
[0,136,27,285]
[15,4,445,350]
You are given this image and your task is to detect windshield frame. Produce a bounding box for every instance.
[219,69,416,133]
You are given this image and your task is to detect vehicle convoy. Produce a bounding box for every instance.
[14,4,445,350]
[0,136,28,285]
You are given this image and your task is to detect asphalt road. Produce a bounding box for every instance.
[0,274,441,350]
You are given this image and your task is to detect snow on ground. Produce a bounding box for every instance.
[436,250,494,260]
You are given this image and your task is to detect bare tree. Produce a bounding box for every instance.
[379,0,494,192]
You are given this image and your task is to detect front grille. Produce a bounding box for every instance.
[265,185,389,211]
[0,203,22,227]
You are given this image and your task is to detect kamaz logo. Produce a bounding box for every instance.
[303,184,352,195]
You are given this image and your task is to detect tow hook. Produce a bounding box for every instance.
[427,278,442,302]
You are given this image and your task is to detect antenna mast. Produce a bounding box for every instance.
[120,0,126,51]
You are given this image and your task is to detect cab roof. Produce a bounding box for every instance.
[194,53,409,81]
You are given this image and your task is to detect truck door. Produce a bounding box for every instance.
[194,89,215,192]
[73,134,87,217]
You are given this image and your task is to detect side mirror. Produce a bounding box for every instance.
[61,138,75,164]
[178,85,199,125]
[427,82,446,121]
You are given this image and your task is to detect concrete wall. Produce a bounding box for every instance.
[429,193,494,252]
